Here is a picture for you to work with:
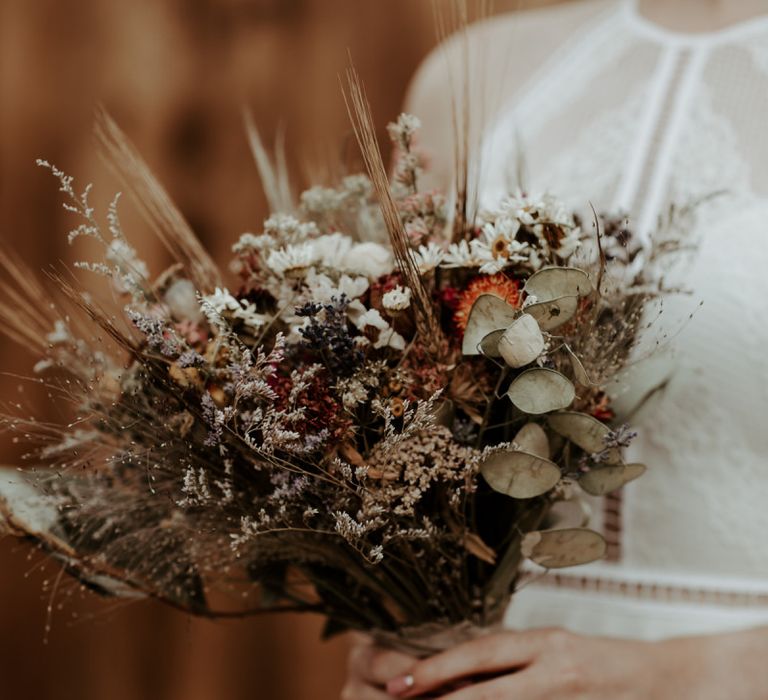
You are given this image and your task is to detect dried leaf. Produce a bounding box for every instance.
[506,369,575,415]
[432,399,456,428]
[565,345,593,385]
[579,463,646,496]
[462,294,518,355]
[524,295,579,331]
[480,450,561,499]
[339,443,365,466]
[521,528,606,568]
[547,411,610,453]
[463,532,497,564]
[524,266,592,301]
[513,423,549,459]
[478,329,505,358]
[498,314,545,368]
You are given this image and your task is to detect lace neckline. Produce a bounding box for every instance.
[623,0,768,47]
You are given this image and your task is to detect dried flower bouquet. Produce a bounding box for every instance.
[0,79,677,653]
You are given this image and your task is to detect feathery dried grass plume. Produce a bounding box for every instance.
[94,107,222,292]
[243,109,294,215]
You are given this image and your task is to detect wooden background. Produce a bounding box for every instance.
[0,1,562,698]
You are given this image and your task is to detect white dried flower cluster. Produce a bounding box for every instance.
[387,113,422,148]
[441,191,581,272]
[237,228,393,284]
[442,222,531,274]
[382,285,412,313]
[264,213,319,244]
[201,287,269,330]
[265,242,315,278]
[177,466,212,508]
[336,360,386,409]
[37,161,153,301]
[360,426,480,519]
[300,175,373,220]
[354,308,406,351]
[496,191,582,263]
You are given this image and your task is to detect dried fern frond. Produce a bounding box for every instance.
[93,108,222,293]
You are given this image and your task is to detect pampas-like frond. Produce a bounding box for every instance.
[342,63,445,357]
[93,108,222,293]
[243,109,294,214]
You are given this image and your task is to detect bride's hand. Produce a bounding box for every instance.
[342,634,416,699]
[384,627,768,699]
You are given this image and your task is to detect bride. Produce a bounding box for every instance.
[345,0,768,697]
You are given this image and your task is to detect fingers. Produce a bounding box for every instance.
[431,668,546,700]
[340,680,398,700]
[348,637,417,686]
[386,630,550,698]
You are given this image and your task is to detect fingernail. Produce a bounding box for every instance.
[386,674,414,696]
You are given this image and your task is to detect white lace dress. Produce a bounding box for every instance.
[443,0,768,640]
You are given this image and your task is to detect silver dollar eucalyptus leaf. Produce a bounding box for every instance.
[513,422,550,459]
[462,294,518,355]
[480,450,561,499]
[498,314,545,368]
[521,528,606,568]
[524,266,592,300]
[506,368,576,415]
[479,329,506,358]
[579,463,646,496]
[523,295,579,331]
[432,399,456,428]
[564,344,593,385]
[547,411,611,454]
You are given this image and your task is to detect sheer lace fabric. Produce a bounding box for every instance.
[465,0,768,637]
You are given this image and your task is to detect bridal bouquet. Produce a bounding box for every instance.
[0,81,671,654]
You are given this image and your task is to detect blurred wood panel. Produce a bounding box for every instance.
[0,1,567,698]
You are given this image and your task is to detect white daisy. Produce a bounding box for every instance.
[266,243,314,278]
[442,240,482,269]
[467,223,532,274]
[353,308,406,351]
[305,269,369,304]
[410,242,444,274]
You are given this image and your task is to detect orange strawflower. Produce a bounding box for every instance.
[453,274,521,334]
